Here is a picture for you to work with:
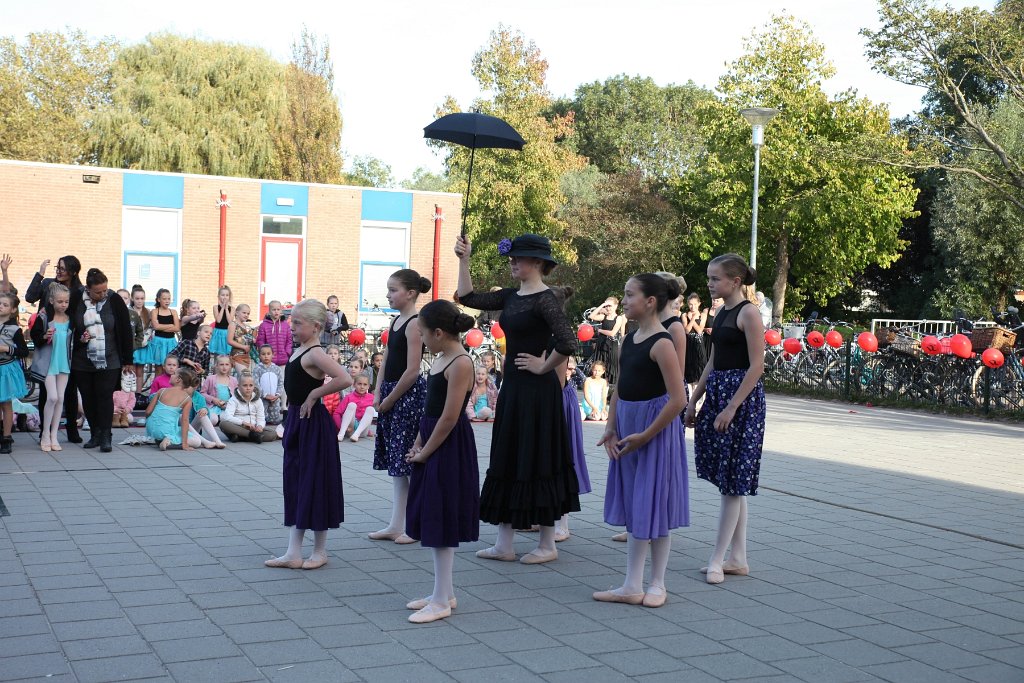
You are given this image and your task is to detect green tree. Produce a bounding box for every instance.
[91,33,284,178]
[276,27,343,183]
[433,26,585,282]
[556,74,712,179]
[345,154,394,188]
[401,166,448,192]
[930,97,1024,314]
[863,0,1024,212]
[676,16,918,322]
[0,29,117,164]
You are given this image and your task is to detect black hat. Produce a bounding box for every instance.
[504,233,557,264]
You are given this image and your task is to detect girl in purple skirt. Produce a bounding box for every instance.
[403,300,479,624]
[370,269,430,546]
[265,299,352,570]
[596,274,688,608]
[685,253,765,585]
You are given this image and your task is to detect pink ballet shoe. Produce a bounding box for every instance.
[50,441,62,452]
[368,529,403,541]
[406,596,457,610]
[475,547,517,562]
[643,586,668,608]
[520,549,558,565]
[553,529,570,543]
[700,564,749,576]
[264,556,303,569]
[393,534,417,545]
[408,603,451,624]
[593,590,644,605]
[301,554,328,570]
[705,567,725,584]
[611,532,628,542]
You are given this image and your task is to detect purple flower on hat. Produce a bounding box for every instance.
[497,238,513,256]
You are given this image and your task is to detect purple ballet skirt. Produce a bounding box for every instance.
[695,369,765,496]
[373,376,426,477]
[406,414,480,548]
[281,402,343,530]
[562,382,591,494]
[604,394,689,539]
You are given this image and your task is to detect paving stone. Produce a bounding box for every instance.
[261,659,362,683]
[61,634,153,660]
[0,652,73,680]
[861,659,973,683]
[810,639,909,667]
[682,651,784,680]
[164,656,264,683]
[70,653,167,683]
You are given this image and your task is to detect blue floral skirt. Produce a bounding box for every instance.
[373,376,426,477]
[694,370,766,496]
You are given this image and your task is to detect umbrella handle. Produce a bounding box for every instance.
[462,146,476,236]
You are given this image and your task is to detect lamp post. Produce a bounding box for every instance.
[739,107,779,271]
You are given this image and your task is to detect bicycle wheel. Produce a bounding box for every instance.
[794,353,827,388]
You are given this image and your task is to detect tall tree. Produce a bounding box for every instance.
[676,16,919,321]
[930,96,1024,315]
[402,167,448,192]
[0,29,117,164]
[90,33,284,178]
[433,26,585,282]
[276,27,343,184]
[863,0,1024,212]
[556,75,712,179]
[345,154,394,188]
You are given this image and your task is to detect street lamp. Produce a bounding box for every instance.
[740,107,779,271]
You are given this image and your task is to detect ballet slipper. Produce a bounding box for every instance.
[553,529,570,543]
[40,441,51,452]
[349,436,359,443]
[264,556,304,569]
[214,442,226,449]
[301,554,328,570]
[406,597,457,610]
[611,532,628,542]
[705,567,725,585]
[393,534,417,545]
[475,547,517,562]
[593,590,644,605]
[408,603,451,624]
[700,564,749,576]
[368,529,403,541]
[520,549,558,565]
[159,437,170,452]
[643,586,668,608]
[50,440,62,452]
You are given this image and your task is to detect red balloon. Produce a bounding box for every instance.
[949,333,972,359]
[981,347,1005,369]
[348,328,366,346]
[857,332,878,353]
[825,330,843,348]
[783,338,803,355]
[765,329,782,346]
[921,335,941,355]
[806,331,825,348]
[490,321,505,339]
[577,324,595,342]
[465,328,484,348]
[379,329,389,346]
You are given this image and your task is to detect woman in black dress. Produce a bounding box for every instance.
[588,297,626,386]
[456,233,579,565]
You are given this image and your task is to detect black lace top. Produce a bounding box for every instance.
[459,288,575,361]
[712,301,751,371]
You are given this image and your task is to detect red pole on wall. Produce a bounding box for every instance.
[432,205,443,301]
[217,190,229,285]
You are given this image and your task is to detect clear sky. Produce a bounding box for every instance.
[4,0,996,181]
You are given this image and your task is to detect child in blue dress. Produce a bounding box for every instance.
[596,274,688,608]
[146,367,203,451]
[370,269,430,545]
[29,283,73,451]
[0,293,29,454]
[686,253,765,585]
[404,300,478,624]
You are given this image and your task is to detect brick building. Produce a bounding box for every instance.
[0,160,462,326]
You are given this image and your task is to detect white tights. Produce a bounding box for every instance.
[338,404,377,439]
[191,415,223,445]
[491,522,557,555]
[709,495,748,569]
[377,476,409,535]
[280,526,327,561]
[42,373,69,444]
[621,534,672,594]
[429,547,455,607]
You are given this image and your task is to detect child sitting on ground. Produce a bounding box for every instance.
[464,365,497,421]
[149,355,179,396]
[185,373,225,448]
[220,372,277,443]
[252,344,286,427]
[146,367,215,451]
[583,361,609,421]
[333,372,376,442]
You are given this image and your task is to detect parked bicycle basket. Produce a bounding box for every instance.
[970,327,1017,353]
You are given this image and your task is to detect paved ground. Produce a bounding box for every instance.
[1,395,1023,683]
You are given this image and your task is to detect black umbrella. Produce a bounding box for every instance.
[424,112,526,234]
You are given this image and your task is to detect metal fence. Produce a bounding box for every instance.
[763,342,1024,417]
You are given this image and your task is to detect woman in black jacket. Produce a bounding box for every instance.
[26,255,84,443]
[72,269,135,452]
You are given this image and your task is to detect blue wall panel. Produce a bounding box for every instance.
[361,190,413,222]
[122,173,184,209]
[261,183,309,215]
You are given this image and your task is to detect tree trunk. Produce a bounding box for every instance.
[771,235,790,325]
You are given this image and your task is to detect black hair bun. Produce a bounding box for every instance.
[455,313,475,333]
[665,278,681,300]
[419,277,432,294]
[561,285,575,300]
[744,267,757,286]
